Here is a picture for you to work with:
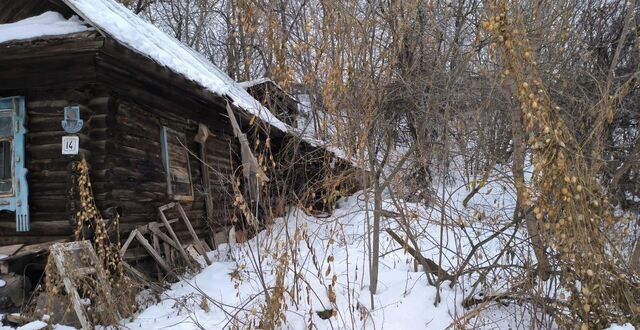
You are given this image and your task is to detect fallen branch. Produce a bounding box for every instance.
[384,228,453,282]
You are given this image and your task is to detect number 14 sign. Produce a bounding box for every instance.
[62,136,79,155]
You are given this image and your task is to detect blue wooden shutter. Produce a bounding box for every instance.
[0,96,29,232]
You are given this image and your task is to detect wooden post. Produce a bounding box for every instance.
[152,233,162,280]
[195,123,215,245]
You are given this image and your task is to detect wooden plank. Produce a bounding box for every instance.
[74,267,96,277]
[50,243,91,330]
[121,262,166,293]
[137,218,179,236]
[158,205,194,270]
[152,233,162,281]
[197,141,215,248]
[163,242,173,267]
[5,240,65,261]
[176,203,211,265]
[148,224,180,251]
[0,244,24,257]
[158,202,176,212]
[134,231,172,275]
[119,229,138,256]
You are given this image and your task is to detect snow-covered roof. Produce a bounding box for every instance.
[3,0,276,132]
[238,77,274,89]
[0,0,354,163]
[60,0,288,131]
[0,11,90,44]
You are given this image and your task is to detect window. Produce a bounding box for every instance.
[0,96,29,232]
[160,126,194,201]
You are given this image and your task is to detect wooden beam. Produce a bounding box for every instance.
[133,230,172,275]
[147,224,180,251]
[119,229,138,256]
[158,205,195,270]
[176,203,211,265]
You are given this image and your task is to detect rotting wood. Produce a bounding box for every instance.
[121,261,166,293]
[152,233,162,281]
[119,229,138,256]
[5,313,34,326]
[148,224,180,251]
[0,244,24,274]
[163,242,173,266]
[195,123,215,246]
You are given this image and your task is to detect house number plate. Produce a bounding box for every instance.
[62,136,79,155]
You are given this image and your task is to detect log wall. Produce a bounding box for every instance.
[104,95,240,238]
[0,85,110,245]
[0,31,353,248]
[0,33,244,246]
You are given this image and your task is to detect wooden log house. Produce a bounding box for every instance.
[0,0,355,259]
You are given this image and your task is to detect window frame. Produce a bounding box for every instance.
[160,126,194,201]
[0,96,29,232]
[0,109,15,197]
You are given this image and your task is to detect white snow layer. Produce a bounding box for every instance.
[124,193,464,330]
[63,0,288,132]
[119,163,550,329]
[0,12,90,44]
[607,324,636,330]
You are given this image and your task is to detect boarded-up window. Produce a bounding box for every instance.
[161,127,194,201]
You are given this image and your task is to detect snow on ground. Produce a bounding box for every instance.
[607,324,637,330]
[121,165,542,330]
[0,12,90,44]
[124,193,464,329]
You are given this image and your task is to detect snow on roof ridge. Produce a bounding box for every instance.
[238,77,274,89]
[0,11,91,44]
[62,0,288,132]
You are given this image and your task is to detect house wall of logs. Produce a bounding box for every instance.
[0,25,360,255]
[0,32,243,247]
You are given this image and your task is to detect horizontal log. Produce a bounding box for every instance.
[0,235,70,246]
[0,220,72,236]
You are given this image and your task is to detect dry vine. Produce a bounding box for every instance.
[38,157,139,327]
[483,1,640,327]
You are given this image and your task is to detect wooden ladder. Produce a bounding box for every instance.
[158,202,212,266]
[49,241,120,330]
[119,202,212,281]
